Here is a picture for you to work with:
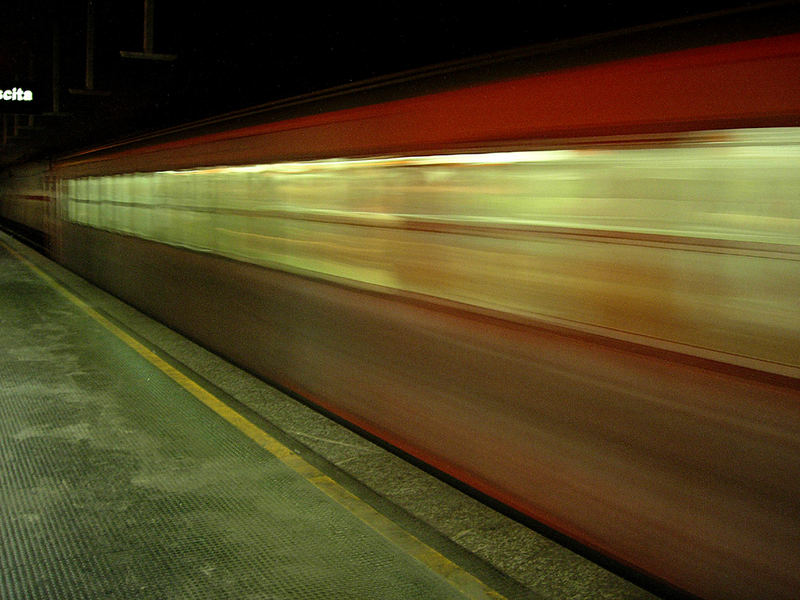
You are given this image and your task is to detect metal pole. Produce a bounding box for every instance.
[85,0,95,90]
[144,0,154,54]
[119,0,175,61]
[52,20,61,113]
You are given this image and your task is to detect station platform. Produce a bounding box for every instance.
[0,231,657,600]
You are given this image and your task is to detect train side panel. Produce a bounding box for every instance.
[0,163,54,252]
[57,220,800,600]
[53,34,800,178]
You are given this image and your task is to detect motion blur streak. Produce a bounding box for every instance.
[61,128,799,374]
[3,30,800,600]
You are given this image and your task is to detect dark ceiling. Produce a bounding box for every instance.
[1,1,797,171]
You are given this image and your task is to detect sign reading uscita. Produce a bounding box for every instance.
[1,87,34,102]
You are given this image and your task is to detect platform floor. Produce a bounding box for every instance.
[0,231,656,600]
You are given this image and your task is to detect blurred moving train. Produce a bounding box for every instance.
[2,18,800,600]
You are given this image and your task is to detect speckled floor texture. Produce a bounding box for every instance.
[0,231,658,600]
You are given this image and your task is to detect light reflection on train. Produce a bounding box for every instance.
[61,130,800,373]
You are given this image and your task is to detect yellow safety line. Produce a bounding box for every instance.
[0,237,507,600]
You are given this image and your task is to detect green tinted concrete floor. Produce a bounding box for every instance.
[0,241,491,600]
[0,231,659,600]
